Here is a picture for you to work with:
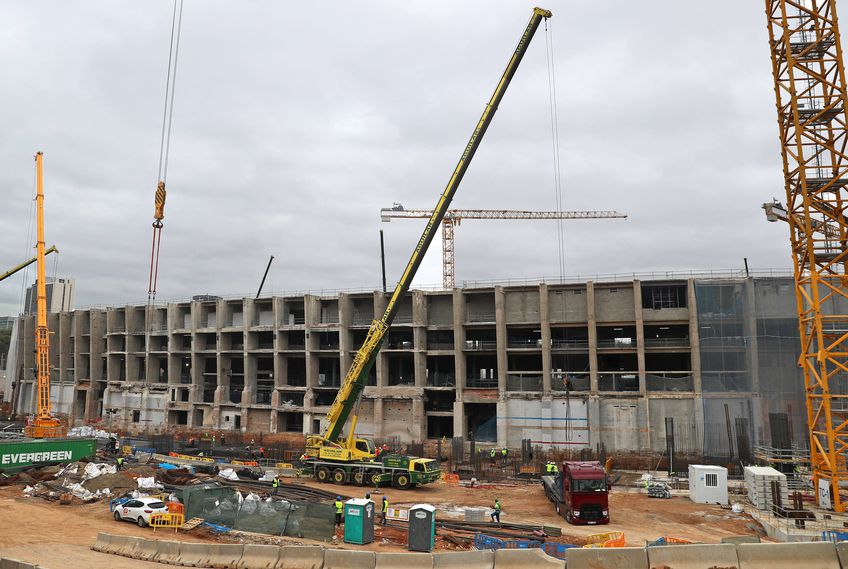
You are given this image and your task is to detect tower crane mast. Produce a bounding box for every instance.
[381,205,627,288]
[765,0,848,511]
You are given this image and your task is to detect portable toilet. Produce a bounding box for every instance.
[688,465,728,505]
[343,498,375,545]
[408,504,436,552]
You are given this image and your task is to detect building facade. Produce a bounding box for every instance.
[23,277,75,315]
[3,275,808,454]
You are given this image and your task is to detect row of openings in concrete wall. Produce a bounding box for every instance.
[95,322,690,358]
[88,282,690,336]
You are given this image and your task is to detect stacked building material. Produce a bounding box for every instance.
[744,465,788,510]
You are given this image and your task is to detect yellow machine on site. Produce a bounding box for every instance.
[302,7,552,488]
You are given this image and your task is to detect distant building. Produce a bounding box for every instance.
[24,277,75,315]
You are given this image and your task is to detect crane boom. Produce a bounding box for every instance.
[316,7,552,446]
[381,208,627,221]
[25,152,65,438]
[0,246,58,284]
[381,206,626,287]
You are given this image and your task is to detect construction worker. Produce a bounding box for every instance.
[380,495,389,526]
[272,476,279,495]
[490,448,496,465]
[491,498,501,523]
[501,447,508,465]
[335,496,344,526]
[211,435,216,446]
[220,434,226,446]
[545,461,553,474]
[550,462,558,474]
[116,456,124,471]
[259,446,266,459]
[251,438,256,447]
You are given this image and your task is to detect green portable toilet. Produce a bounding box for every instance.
[343,498,375,545]
[408,503,436,552]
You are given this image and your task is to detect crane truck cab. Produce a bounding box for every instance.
[542,460,610,525]
[305,435,375,462]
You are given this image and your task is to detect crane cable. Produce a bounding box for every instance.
[544,19,566,284]
[148,0,185,304]
[544,20,572,442]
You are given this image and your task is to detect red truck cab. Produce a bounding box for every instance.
[544,460,609,525]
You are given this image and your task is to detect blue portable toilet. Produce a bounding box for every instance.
[408,504,436,552]
[343,498,375,545]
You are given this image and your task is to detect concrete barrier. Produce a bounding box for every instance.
[324,549,375,569]
[90,532,112,553]
[647,544,739,569]
[737,542,839,569]
[375,552,434,569]
[101,534,129,556]
[116,536,144,558]
[0,559,39,569]
[237,544,283,569]
[205,543,245,568]
[433,550,494,569]
[836,542,848,568]
[565,546,648,569]
[721,535,761,545]
[174,541,212,567]
[155,540,182,565]
[277,546,325,569]
[135,537,164,562]
[493,549,564,568]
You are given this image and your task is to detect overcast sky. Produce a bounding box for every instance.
[0,1,815,316]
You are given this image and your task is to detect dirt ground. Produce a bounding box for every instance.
[0,474,764,568]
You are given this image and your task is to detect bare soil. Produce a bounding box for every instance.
[0,475,764,568]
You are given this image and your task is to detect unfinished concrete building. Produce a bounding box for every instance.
[3,274,810,455]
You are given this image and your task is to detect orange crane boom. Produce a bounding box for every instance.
[24,152,66,439]
[381,204,627,288]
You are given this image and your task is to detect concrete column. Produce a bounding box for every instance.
[587,395,601,448]
[587,282,599,393]
[687,279,705,431]
[411,398,426,441]
[634,280,650,450]
[496,399,508,448]
[413,291,426,388]
[373,397,384,438]
[452,290,466,392]
[744,278,760,395]
[339,294,353,377]
[495,287,507,393]
[453,400,465,442]
[540,283,552,394]
[374,292,388,388]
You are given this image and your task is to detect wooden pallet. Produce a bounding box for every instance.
[180,517,204,531]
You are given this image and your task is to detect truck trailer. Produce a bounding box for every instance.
[541,461,610,525]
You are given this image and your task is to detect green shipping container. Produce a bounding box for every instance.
[0,438,96,472]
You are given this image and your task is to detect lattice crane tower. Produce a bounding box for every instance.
[766,0,848,511]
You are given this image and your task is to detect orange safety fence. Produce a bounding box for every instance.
[443,473,460,484]
[150,512,185,532]
[166,501,184,514]
[231,459,258,466]
[583,532,625,548]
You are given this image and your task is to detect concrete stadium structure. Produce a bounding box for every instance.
[3,273,808,454]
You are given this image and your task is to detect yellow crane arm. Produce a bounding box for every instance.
[0,246,58,283]
[316,7,553,447]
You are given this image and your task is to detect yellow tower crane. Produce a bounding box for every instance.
[24,152,66,438]
[765,0,848,511]
[380,204,627,288]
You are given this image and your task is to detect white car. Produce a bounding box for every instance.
[113,497,168,527]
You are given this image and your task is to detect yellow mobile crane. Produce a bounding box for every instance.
[24,152,66,438]
[303,7,552,489]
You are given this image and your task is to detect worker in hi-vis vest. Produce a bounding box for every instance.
[334,497,344,526]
